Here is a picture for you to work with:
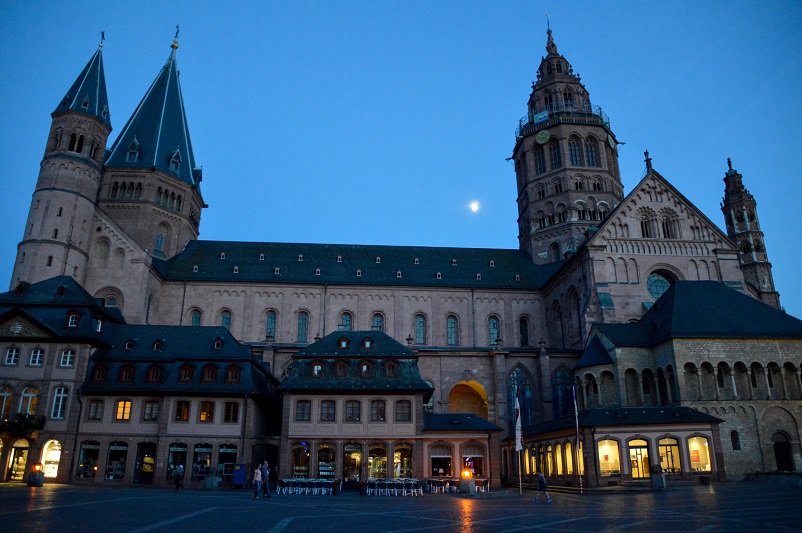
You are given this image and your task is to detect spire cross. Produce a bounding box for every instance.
[727,158,733,171]
[546,12,550,31]
[644,150,652,172]
[175,25,180,40]
[172,25,180,50]
[99,30,105,48]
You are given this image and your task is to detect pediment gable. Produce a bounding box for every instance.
[0,311,54,338]
[589,170,734,253]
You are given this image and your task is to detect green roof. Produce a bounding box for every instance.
[105,40,200,186]
[52,46,111,128]
[595,281,802,346]
[153,240,562,289]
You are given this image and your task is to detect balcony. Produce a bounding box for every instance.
[516,103,610,140]
[0,413,46,437]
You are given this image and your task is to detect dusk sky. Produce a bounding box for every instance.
[1,1,800,318]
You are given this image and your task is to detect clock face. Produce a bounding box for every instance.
[607,134,616,149]
[535,130,551,144]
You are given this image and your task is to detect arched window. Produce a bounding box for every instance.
[731,430,741,451]
[508,368,533,432]
[584,138,599,167]
[340,312,352,331]
[488,316,500,345]
[266,311,277,340]
[169,149,182,173]
[0,385,12,417]
[446,315,458,346]
[221,311,231,330]
[533,144,546,175]
[647,271,673,300]
[519,317,529,346]
[190,310,201,326]
[549,139,562,169]
[563,88,573,105]
[414,315,426,344]
[568,137,582,166]
[155,233,164,252]
[297,312,309,343]
[371,313,384,331]
[20,386,39,415]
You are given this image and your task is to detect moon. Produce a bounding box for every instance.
[470,201,480,212]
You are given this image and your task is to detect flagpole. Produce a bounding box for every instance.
[514,388,523,496]
[518,449,523,496]
[573,385,583,495]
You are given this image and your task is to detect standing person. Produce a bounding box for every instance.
[533,471,551,503]
[174,463,184,492]
[260,461,271,498]
[252,464,262,499]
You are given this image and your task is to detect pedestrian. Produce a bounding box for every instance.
[533,470,551,503]
[174,463,184,492]
[260,461,271,498]
[252,464,262,499]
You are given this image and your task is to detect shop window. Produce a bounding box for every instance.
[462,444,484,477]
[166,443,187,481]
[368,446,387,479]
[105,441,127,480]
[687,436,712,472]
[597,439,621,477]
[394,444,413,479]
[430,445,453,477]
[658,437,682,474]
[342,443,362,483]
[77,441,100,479]
[318,445,336,480]
[191,443,212,481]
[292,444,310,478]
[628,438,649,479]
[218,444,238,482]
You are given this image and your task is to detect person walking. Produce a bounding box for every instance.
[173,464,184,492]
[533,471,551,503]
[252,464,263,499]
[260,461,271,498]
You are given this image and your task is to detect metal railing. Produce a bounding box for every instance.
[516,103,610,139]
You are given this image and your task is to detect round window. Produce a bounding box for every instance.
[647,272,671,300]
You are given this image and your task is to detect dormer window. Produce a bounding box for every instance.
[119,366,134,383]
[259,253,265,260]
[385,361,397,377]
[220,252,226,259]
[337,255,342,262]
[193,265,199,272]
[396,271,402,278]
[81,95,89,108]
[68,314,79,328]
[475,273,482,280]
[436,272,442,280]
[515,274,521,281]
[101,105,108,118]
[363,337,373,349]
[93,366,107,382]
[169,149,182,173]
[124,340,134,350]
[152,340,162,351]
[414,258,420,265]
[147,366,161,383]
[375,257,381,264]
[95,319,102,333]
[336,362,348,378]
[179,365,193,382]
[126,139,139,162]
[213,339,223,349]
[360,362,371,377]
[339,337,350,349]
[315,268,321,276]
[489,260,495,267]
[274,267,280,274]
[451,259,457,266]
[202,365,217,383]
[298,254,304,261]
[233,266,239,273]
[312,362,323,377]
[225,366,241,384]
[356,269,362,277]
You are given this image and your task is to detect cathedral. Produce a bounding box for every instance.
[1,28,800,490]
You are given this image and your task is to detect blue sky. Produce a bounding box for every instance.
[1,1,801,318]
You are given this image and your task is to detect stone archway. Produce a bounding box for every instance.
[447,381,488,419]
[772,432,795,472]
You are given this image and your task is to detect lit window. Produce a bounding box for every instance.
[115,400,132,421]
[199,401,214,423]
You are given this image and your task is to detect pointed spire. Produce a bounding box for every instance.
[644,150,653,172]
[53,44,111,128]
[105,31,199,186]
[546,28,558,55]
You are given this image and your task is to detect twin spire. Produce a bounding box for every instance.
[56,30,197,183]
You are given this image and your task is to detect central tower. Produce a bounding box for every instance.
[512,29,624,264]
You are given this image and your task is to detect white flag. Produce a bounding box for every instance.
[514,395,523,451]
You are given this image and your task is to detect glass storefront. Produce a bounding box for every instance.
[659,437,681,475]
[105,441,127,480]
[292,443,310,478]
[565,442,574,475]
[597,439,620,477]
[462,445,483,477]
[192,443,213,481]
[342,443,361,482]
[77,441,99,479]
[218,444,237,482]
[688,436,712,472]
[430,445,452,477]
[628,439,649,479]
[318,444,336,479]
[393,444,413,478]
[368,446,387,478]
[8,439,29,481]
[134,442,157,484]
[41,439,61,478]
[167,442,187,480]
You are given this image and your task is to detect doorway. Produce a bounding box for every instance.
[7,440,29,481]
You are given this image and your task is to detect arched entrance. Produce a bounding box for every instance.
[41,440,62,479]
[447,381,488,419]
[772,432,795,472]
[7,439,29,481]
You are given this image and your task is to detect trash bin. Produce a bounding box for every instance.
[204,467,219,490]
[27,463,44,487]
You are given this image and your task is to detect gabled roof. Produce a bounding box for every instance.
[105,38,199,186]
[574,335,614,371]
[423,413,502,432]
[522,406,722,437]
[82,324,277,396]
[52,45,111,128]
[279,330,433,395]
[153,240,563,289]
[595,280,802,346]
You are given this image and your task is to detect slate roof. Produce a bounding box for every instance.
[595,281,802,346]
[522,406,723,437]
[574,335,614,371]
[153,240,563,289]
[279,331,433,396]
[0,276,125,341]
[52,45,111,128]
[423,413,503,432]
[105,39,200,186]
[82,324,277,397]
